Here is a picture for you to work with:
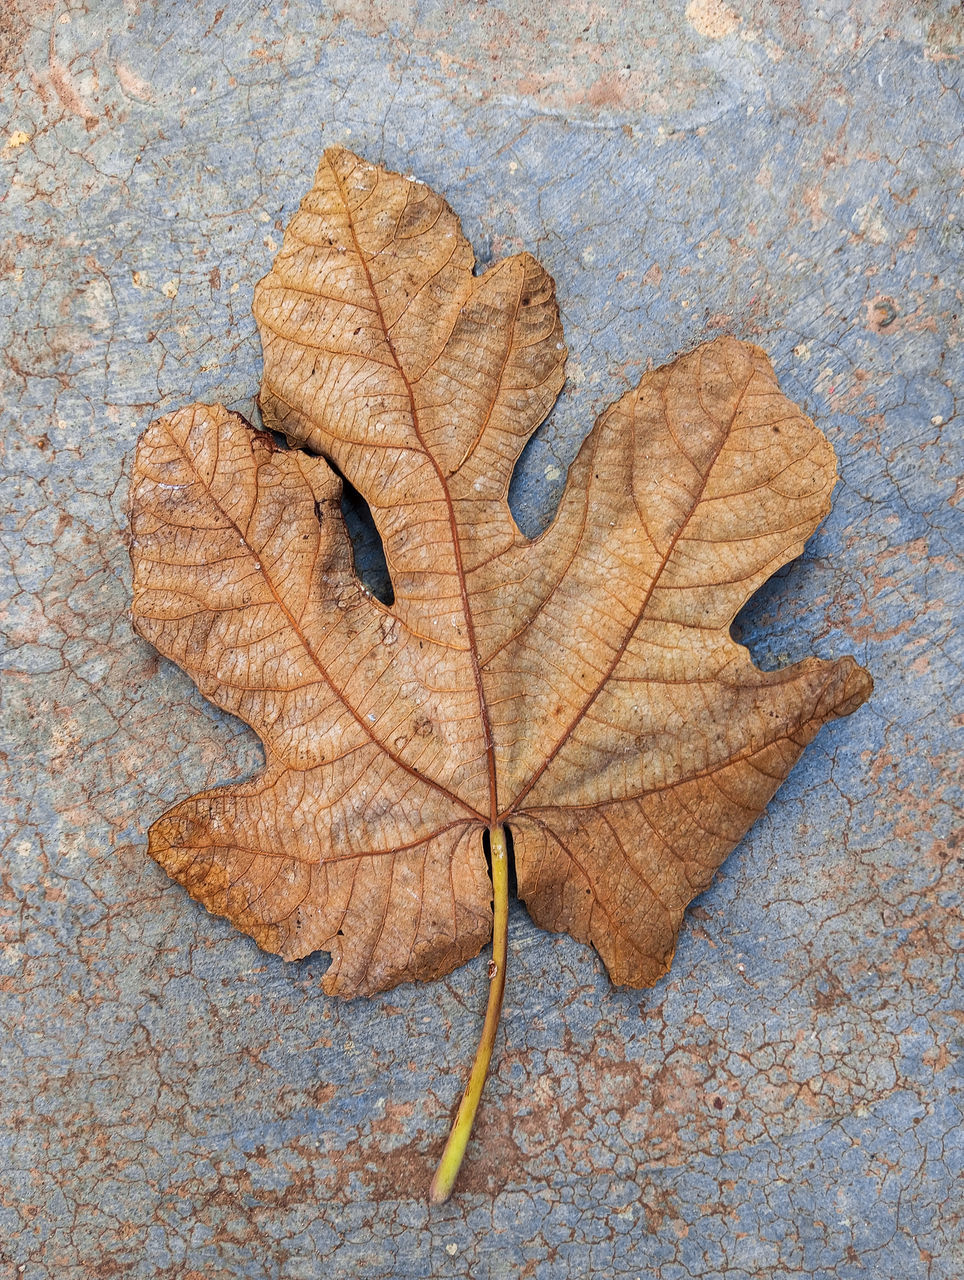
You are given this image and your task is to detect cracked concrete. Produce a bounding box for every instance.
[1,1,961,1276]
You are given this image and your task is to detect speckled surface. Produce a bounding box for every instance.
[1,2,961,1276]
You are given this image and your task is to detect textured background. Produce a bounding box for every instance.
[1,1,961,1277]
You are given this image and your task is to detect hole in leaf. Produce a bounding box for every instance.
[301,445,394,606]
[503,824,519,899]
[505,374,583,540]
[339,476,394,606]
[731,553,824,672]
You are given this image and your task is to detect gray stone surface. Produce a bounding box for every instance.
[1,1,960,1276]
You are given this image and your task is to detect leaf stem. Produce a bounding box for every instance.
[429,824,509,1205]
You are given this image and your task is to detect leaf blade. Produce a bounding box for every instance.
[130,149,872,1007]
[149,761,492,996]
[511,654,871,987]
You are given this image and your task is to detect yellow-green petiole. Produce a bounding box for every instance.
[429,825,509,1204]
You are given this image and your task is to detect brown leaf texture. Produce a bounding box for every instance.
[130,146,872,999]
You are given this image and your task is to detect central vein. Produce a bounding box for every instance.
[330,160,499,825]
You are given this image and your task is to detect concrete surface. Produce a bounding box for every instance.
[1,1,961,1277]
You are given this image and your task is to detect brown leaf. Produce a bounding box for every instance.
[130,146,872,1003]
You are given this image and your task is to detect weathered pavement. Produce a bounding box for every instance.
[1,2,961,1276]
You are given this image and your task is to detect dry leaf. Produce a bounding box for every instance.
[129,146,872,1197]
